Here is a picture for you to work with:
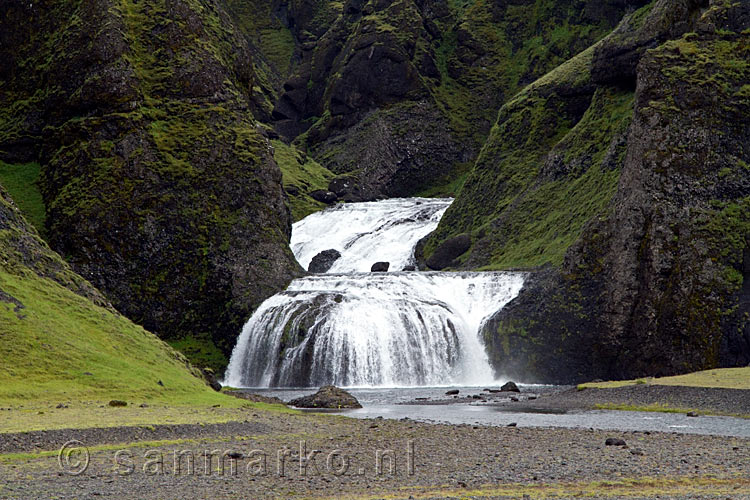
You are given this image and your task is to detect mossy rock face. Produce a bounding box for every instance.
[0,0,303,368]
[480,1,750,383]
[271,0,635,200]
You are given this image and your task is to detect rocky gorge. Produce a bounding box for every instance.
[0,0,748,386]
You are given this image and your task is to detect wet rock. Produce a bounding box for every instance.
[402,265,416,271]
[500,381,520,393]
[686,411,699,417]
[371,262,390,272]
[309,190,338,204]
[605,438,627,446]
[308,249,342,273]
[445,389,459,395]
[425,234,471,270]
[289,385,362,409]
[507,422,517,427]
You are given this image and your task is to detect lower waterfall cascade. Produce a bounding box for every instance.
[224,198,525,388]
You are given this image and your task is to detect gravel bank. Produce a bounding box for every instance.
[1,409,748,499]
[493,385,750,416]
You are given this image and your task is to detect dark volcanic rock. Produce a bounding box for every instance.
[308,249,342,273]
[289,386,362,409]
[309,190,338,204]
[426,234,471,270]
[605,438,627,447]
[371,262,390,272]
[500,381,520,393]
[402,265,417,271]
[445,389,460,396]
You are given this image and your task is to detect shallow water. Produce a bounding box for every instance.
[244,386,750,438]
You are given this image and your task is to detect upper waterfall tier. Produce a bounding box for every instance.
[291,198,452,273]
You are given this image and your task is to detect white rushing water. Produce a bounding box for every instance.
[225,198,525,388]
[291,197,451,273]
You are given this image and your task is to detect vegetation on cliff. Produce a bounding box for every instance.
[473,0,750,383]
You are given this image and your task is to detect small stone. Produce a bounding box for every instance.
[402,265,416,271]
[686,411,699,417]
[605,438,627,446]
[445,389,459,395]
[507,422,517,427]
[157,380,164,387]
[108,400,127,407]
[630,448,645,456]
[510,396,519,402]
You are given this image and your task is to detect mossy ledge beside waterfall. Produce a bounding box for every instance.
[224,198,525,388]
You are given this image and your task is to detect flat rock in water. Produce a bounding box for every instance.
[289,386,362,409]
[445,389,460,395]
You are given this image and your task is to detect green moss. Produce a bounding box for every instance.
[272,140,334,221]
[168,334,227,373]
[427,36,634,270]
[0,162,46,235]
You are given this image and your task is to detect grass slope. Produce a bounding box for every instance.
[0,161,45,235]
[580,367,750,391]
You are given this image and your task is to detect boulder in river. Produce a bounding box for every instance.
[289,386,362,409]
[402,265,416,271]
[371,262,390,272]
[500,381,520,392]
[308,249,342,273]
[445,389,459,395]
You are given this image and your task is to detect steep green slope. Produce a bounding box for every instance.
[423,38,636,269]
[0,186,220,404]
[0,0,303,371]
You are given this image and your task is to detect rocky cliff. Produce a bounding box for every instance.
[0,0,303,370]
[426,0,750,383]
[271,0,642,201]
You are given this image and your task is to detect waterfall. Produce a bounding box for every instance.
[291,197,451,273]
[224,198,525,388]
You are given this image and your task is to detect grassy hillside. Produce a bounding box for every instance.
[0,186,283,431]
